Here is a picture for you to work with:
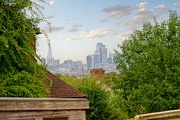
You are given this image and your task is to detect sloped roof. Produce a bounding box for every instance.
[45,71,86,98]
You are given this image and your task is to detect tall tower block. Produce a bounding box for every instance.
[47,41,54,67]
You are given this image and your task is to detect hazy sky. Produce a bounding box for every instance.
[36,0,180,63]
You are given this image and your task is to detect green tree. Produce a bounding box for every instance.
[104,72,128,120]
[115,11,180,118]
[57,75,110,120]
[79,77,110,120]
[57,74,128,120]
[0,0,49,97]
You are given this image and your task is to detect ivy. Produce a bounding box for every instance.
[0,0,49,97]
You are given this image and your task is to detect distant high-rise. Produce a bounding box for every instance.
[47,42,54,67]
[86,55,93,70]
[96,43,107,64]
[94,50,100,67]
[108,52,116,64]
[53,59,60,66]
[86,43,108,69]
[64,60,73,68]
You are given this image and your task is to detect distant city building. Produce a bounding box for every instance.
[86,55,93,70]
[46,47,60,67]
[108,52,116,64]
[86,43,116,73]
[96,43,107,64]
[53,59,60,66]
[64,60,73,68]
[70,61,75,69]
[93,54,99,68]
[41,58,46,64]
[47,43,54,67]
[87,43,108,68]
[93,50,99,68]
[76,61,83,68]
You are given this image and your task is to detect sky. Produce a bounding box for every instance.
[36,0,180,64]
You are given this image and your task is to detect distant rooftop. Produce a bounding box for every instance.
[45,71,86,98]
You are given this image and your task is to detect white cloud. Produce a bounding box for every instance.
[68,24,82,32]
[115,32,132,40]
[153,5,168,13]
[65,28,113,41]
[64,30,87,41]
[41,24,64,33]
[174,2,180,7]
[101,2,169,31]
[49,0,55,5]
[80,30,89,35]
[87,28,113,39]
[51,26,64,32]
[65,36,84,41]
[136,2,147,12]
[101,5,133,19]
[120,2,152,29]
[100,18,108,23]
[124,11,154,29]
[117,3,168,30]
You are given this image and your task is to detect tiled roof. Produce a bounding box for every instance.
[45,71,86,98]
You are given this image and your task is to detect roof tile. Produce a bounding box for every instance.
[45,71,86,98]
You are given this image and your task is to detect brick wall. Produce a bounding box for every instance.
[90,68,105,79]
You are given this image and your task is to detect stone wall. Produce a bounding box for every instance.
[0,98,89,120]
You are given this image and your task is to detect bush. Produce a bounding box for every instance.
[57,74,128,120]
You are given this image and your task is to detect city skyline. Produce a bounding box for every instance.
[45,42,116,75]
[44,42,115,65]
[36,0,180,63]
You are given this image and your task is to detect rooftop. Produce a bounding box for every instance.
[45,71,86,98]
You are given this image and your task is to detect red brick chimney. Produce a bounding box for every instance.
[90,68,105,79]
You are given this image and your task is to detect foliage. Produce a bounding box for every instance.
[79,77,110,120]
[0,70,48,97]
[104,71,119,89]
[0,0,49,97]
[104,72,129,120]
[115,11,180,118]
[57,74,128,120]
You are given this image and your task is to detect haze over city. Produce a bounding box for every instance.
[36,0,180,64]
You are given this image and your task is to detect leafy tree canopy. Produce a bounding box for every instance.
[0,0,49,97]
[57,74,128,120]
[115,11,180,118]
